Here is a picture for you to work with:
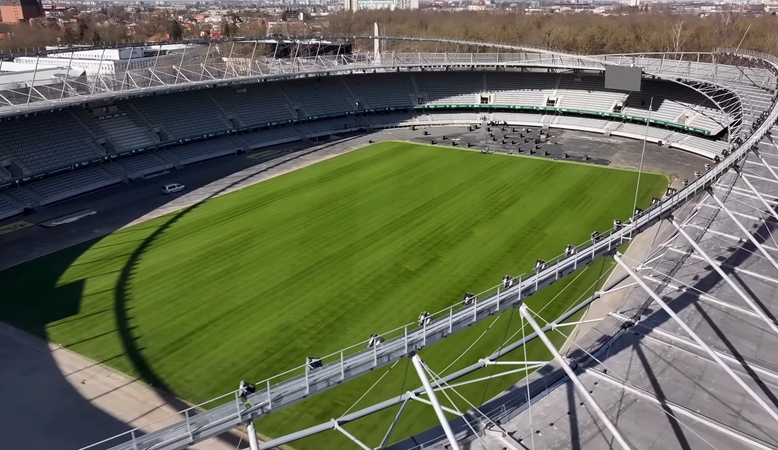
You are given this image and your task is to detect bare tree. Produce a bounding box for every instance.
[671,20,686,53]
[714,13,738,46]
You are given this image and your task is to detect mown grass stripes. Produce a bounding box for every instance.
[0,141,666,448]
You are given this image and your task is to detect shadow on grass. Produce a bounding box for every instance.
[108,137,363,445]
[0,137,362,449]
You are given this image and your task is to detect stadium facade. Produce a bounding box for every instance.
[1,37,778,450]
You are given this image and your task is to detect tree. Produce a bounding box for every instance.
[92,30,101,45]
[62,26,78,45]
[167,20,183,40]
[670,20,686,53]
[223,22,238,38]
[714,13,738,46]
[77,22,89,42]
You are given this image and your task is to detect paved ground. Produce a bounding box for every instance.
[0,125,709,450]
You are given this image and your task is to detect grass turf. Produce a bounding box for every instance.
[0,141,667,448]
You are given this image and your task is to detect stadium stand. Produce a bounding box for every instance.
[130,92,232,139]
[0,70,735,221]
[100,161,129,180]
[416,72,483,105]
[300,117,360,136]
[235,126,301,149]
[417,112,480,124]
[115,152,171,178]
[25,167,118,205]
[621,83,729,133]
[614,122,676,142]
[280,78,356,117]
[0,114,103,172]
[556,75,624,111]
[5,186,41,207]
[0,192,22,217]
[368,112,417,128]
[153,148,181,166]
[489,72,560,107]
[76,106,157,151]
[491,112,545,125]
[210,84,296,126]
[170,139,238,165]
[347,74,417,109]
[552,116,611,132]
[673,134,729,156]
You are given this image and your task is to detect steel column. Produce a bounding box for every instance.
[411,355,462,450]
[708,189,778,272]
[174,44,188,85]
[247,422,259,450]
[737,171,778,235]
[148,44,162,88]
[519,304,632,450]
[670,217,778,335]
[59,50,75,100]
[587,368,777,450]
[90,47,107,95]
[753,146,778,184]
[332,420,371,450]
[119,47,134,93]
[379,398,409,448]
[25,55,39,106]
[614,254,778,424]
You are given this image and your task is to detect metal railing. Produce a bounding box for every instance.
[0,42,769,119]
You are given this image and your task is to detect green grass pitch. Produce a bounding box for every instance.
[0,141,667,448]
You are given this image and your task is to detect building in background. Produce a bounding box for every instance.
[344,0,359,11]
[0,0,43,23]
[345,0,418,11]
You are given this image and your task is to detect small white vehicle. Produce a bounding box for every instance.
[162,183,185,195]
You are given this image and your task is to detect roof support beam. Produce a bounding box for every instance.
[610,311,778,383]
[585,368,778,450]
[669,216,778,335]
[708,188,778,273]
[411,355,462,450]
[332,420,371,450]
[613,253,778,425]
[519,304,633,450]
[753,143,778,184]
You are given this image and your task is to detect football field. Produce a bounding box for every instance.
[0,141,667,448]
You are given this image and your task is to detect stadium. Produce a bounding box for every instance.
[1,35,778,450]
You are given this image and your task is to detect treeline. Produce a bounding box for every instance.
[325,10,778,56]
[1,10,778,57]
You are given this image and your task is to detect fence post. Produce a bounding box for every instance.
[404,326,409,354]
[267,379,272,409]
[131,429,138,450]
[305,362,310,395]
[185,409,192,441]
